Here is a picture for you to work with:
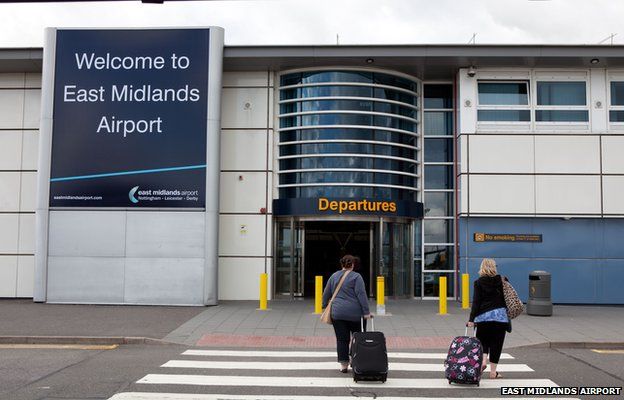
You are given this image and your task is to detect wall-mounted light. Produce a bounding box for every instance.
[590,58,600,64]
[366,58,374,64]
[467,66,477,77]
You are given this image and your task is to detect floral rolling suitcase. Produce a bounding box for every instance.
[444,326,483,386]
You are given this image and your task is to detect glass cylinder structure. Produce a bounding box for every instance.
[278,69,420,200]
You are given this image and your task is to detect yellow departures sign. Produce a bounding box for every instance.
[318,198,397,214]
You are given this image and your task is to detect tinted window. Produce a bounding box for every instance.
[478,82,528,105]
[537,82,586,106]
[478,110,531,122]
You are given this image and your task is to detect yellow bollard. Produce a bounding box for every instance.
[376,276,386,315]
[439,276,447,315]
[259,273,268,310]
[314,276,323,314]
[462,273,470,309]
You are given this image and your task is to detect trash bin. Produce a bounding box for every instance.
[527,270,553,316]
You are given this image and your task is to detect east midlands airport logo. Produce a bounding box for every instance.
[129,186,139,203]
[128,186,200,204]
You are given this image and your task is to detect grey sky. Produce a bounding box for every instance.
[0,0,622,47]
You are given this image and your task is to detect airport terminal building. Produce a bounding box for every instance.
[1,27,623,305]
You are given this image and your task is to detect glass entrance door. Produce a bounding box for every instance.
[377,220,413,298]
[274,218,304,297]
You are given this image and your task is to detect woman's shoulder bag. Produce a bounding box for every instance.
[502,277,524,319]
[320,270,350,324]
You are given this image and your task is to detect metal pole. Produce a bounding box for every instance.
[439,276,447,315]
[314,276,323,314]
[462,273,470,309]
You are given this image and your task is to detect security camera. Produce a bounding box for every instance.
[467,66,476,77]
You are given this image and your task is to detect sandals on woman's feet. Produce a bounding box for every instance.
[490,371,503,379]
[480,364,487,373]
[340,368,348,373]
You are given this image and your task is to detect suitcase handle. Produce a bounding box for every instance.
[361,316,374,332]
[464,325,477,336]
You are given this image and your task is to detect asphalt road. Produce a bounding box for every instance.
[1,344,622,400]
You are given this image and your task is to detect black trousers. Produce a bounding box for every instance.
[476,321,507,364]
[332,319,366,363]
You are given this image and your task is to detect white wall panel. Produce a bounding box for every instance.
[0,90,24,129]
[458,69,476,134]
[469,175,535,214]
[0,73,24,88]
[602,136,624,173]
[219,171,267,213]
[49,211,126,257]
[0,256,17,297]
[590,69,608,133]
[603,176,624,214]
[124,258,204,304]
[469,135,534,173]
[19,171,37,211]
[218,257,265,300]
[0,172,20,211]
[460,174,468,214]
[223,71,269,87]
[265,214,273,257]
[535,136,600,173]
[18,213,35,254]
[536,175,601,214]
[16,256,34,297]
[219,214,266,256]
[220,130,268,171]
[21,131,38,170]
[47,257,125,303]
[126,212,205,258]
[0,214,18,253]
[22,89,41,129]
[459,135,468,174]
[221,88,269,129]
[0,131,22,170]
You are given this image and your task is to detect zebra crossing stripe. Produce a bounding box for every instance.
[181,350,514,360]
[137,374,556,389]
[162,360,533,372]
[110,393,580,400]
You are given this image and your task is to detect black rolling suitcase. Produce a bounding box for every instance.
[350,317,388,383]
[444,326,483,386]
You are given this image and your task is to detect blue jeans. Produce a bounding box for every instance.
[332,319,366,363]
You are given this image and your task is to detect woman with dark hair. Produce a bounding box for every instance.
[322,254,372,373]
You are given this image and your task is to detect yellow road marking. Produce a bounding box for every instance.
[591,349,624,354]
[0,344,118,350]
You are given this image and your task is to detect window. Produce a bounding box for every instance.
[536,81,588,122]
[609,81,624,122]
[477,81,530,122]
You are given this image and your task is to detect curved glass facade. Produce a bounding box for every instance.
[278,69,420,201]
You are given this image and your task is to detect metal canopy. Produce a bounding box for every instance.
[2,45,624,79]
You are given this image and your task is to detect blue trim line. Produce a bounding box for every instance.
[50,164,207,182]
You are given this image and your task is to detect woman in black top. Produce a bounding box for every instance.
[467,258,509,379]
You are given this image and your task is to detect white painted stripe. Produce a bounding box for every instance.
[110,393,580,400]
[137,374,556,389]
[162,360,533,372]
[182,349,514,360]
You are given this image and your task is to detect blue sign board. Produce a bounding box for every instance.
[49,29,210,207]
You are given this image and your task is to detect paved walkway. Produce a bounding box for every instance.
[1,298,623,349]
[163,300,624,349]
